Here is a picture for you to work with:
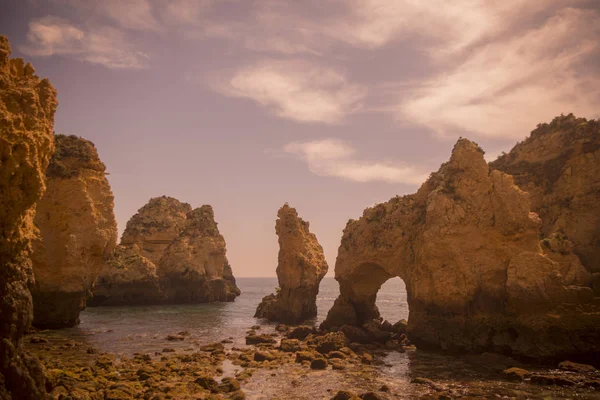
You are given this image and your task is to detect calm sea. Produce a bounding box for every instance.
[43,277,407,355]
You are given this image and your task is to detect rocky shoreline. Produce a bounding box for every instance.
[24,318,600,400]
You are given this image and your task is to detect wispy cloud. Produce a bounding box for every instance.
[400,7,600,139]
[284,139,427,184]
[214,60,366,124]
[21,16,148,69]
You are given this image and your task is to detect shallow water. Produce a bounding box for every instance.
[35,277,407,356]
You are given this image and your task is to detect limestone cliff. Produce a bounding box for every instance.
[158,205,241,302]
[120,196,191,265]
[490,114,600,274]
[0,35,57,399]
[31,135,117,328]
[255,204,328,324]
[322,138,599,361]
[91,200,240,305]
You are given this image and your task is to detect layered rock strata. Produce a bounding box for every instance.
[0,35,57,399]
[255,204,328,324]
[322,138,599,361]
[490,114,600,273]
[31,135,118,328]
[91,199,240,305]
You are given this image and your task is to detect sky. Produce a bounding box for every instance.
[1,0,599,277]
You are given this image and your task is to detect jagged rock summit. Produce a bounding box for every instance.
[490,114,600,275]
[0,35,57,399]
[322,136,599,361]
[31,134,118,328]
[255,204,328,324]
[91,197,240,305]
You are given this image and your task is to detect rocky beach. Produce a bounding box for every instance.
[1,1,600,398]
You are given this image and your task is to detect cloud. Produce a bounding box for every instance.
[400,7,600,139]
[215,60,366,124]
[97,0,162,32]
[284,139,427,184]
[21,16,148,69]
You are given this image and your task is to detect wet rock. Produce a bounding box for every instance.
[279,339,302,352]
[287,326,314,340]
[29,337,49,344]
[200,343,225,352]
[503,367,531,382]
[360,354,373,365]
[166,334,185,341]
[218,377,241,393]
[254,351,275,362]
[310,358,327,370]
[530,374,576,387]
[162,348,175,353]
[255,204,328,323]
[327,351,346,359]
[340,325,370,344]
[246,334,276,345]
[410,377,443,391]
[360,392,384,400]
[332,391,361,400]
[392,319,407,335]
[379,385,390,392]
[295,351,319,363]
[312,332,349,354]
[558,360,596,373]
[330,360,346,370]
[195,376,219,392]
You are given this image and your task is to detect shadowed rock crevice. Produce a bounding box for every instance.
[0,35,57,399]
[255,204,328,324]
[322,137,599,361]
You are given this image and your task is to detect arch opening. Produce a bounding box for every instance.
[376,277,409,324]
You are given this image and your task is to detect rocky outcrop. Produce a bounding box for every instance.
[322,138,599,361]
[91,200,240,305]
[158,205,240,302]
[31,135,118,328]
[255,204,328,324]
[120,196,191,265]
[490,114,600,273]
[87,245,163,306]
[0,35,57,399]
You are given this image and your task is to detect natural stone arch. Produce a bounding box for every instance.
[322,139,599,360]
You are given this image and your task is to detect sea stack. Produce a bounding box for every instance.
[90,199,240,305]
[255,204,328,324]
[0,35,57,398]
[31,135,118,328]
[321,137,599,361]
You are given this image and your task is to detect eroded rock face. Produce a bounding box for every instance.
[31,135,118,328]
[322,138,598,361]
[91,200,240,305]
[159,205,241,302]
[490,114,600,273]
[255,204,328,324]
[120,196,191,265]
[0,35,57,399]
[88,245,163,306]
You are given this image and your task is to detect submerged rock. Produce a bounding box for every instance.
[31,134,118,328]
[490,114,600,273]
[321,137,599,360]
[0,35,57,399]
[255,204,328,324]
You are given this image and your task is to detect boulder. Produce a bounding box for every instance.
[0,35,57,399]
[31,135,118,328]
[321,136,600,359]
[255,204,328,323]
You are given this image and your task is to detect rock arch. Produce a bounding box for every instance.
[322,139,599,360]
